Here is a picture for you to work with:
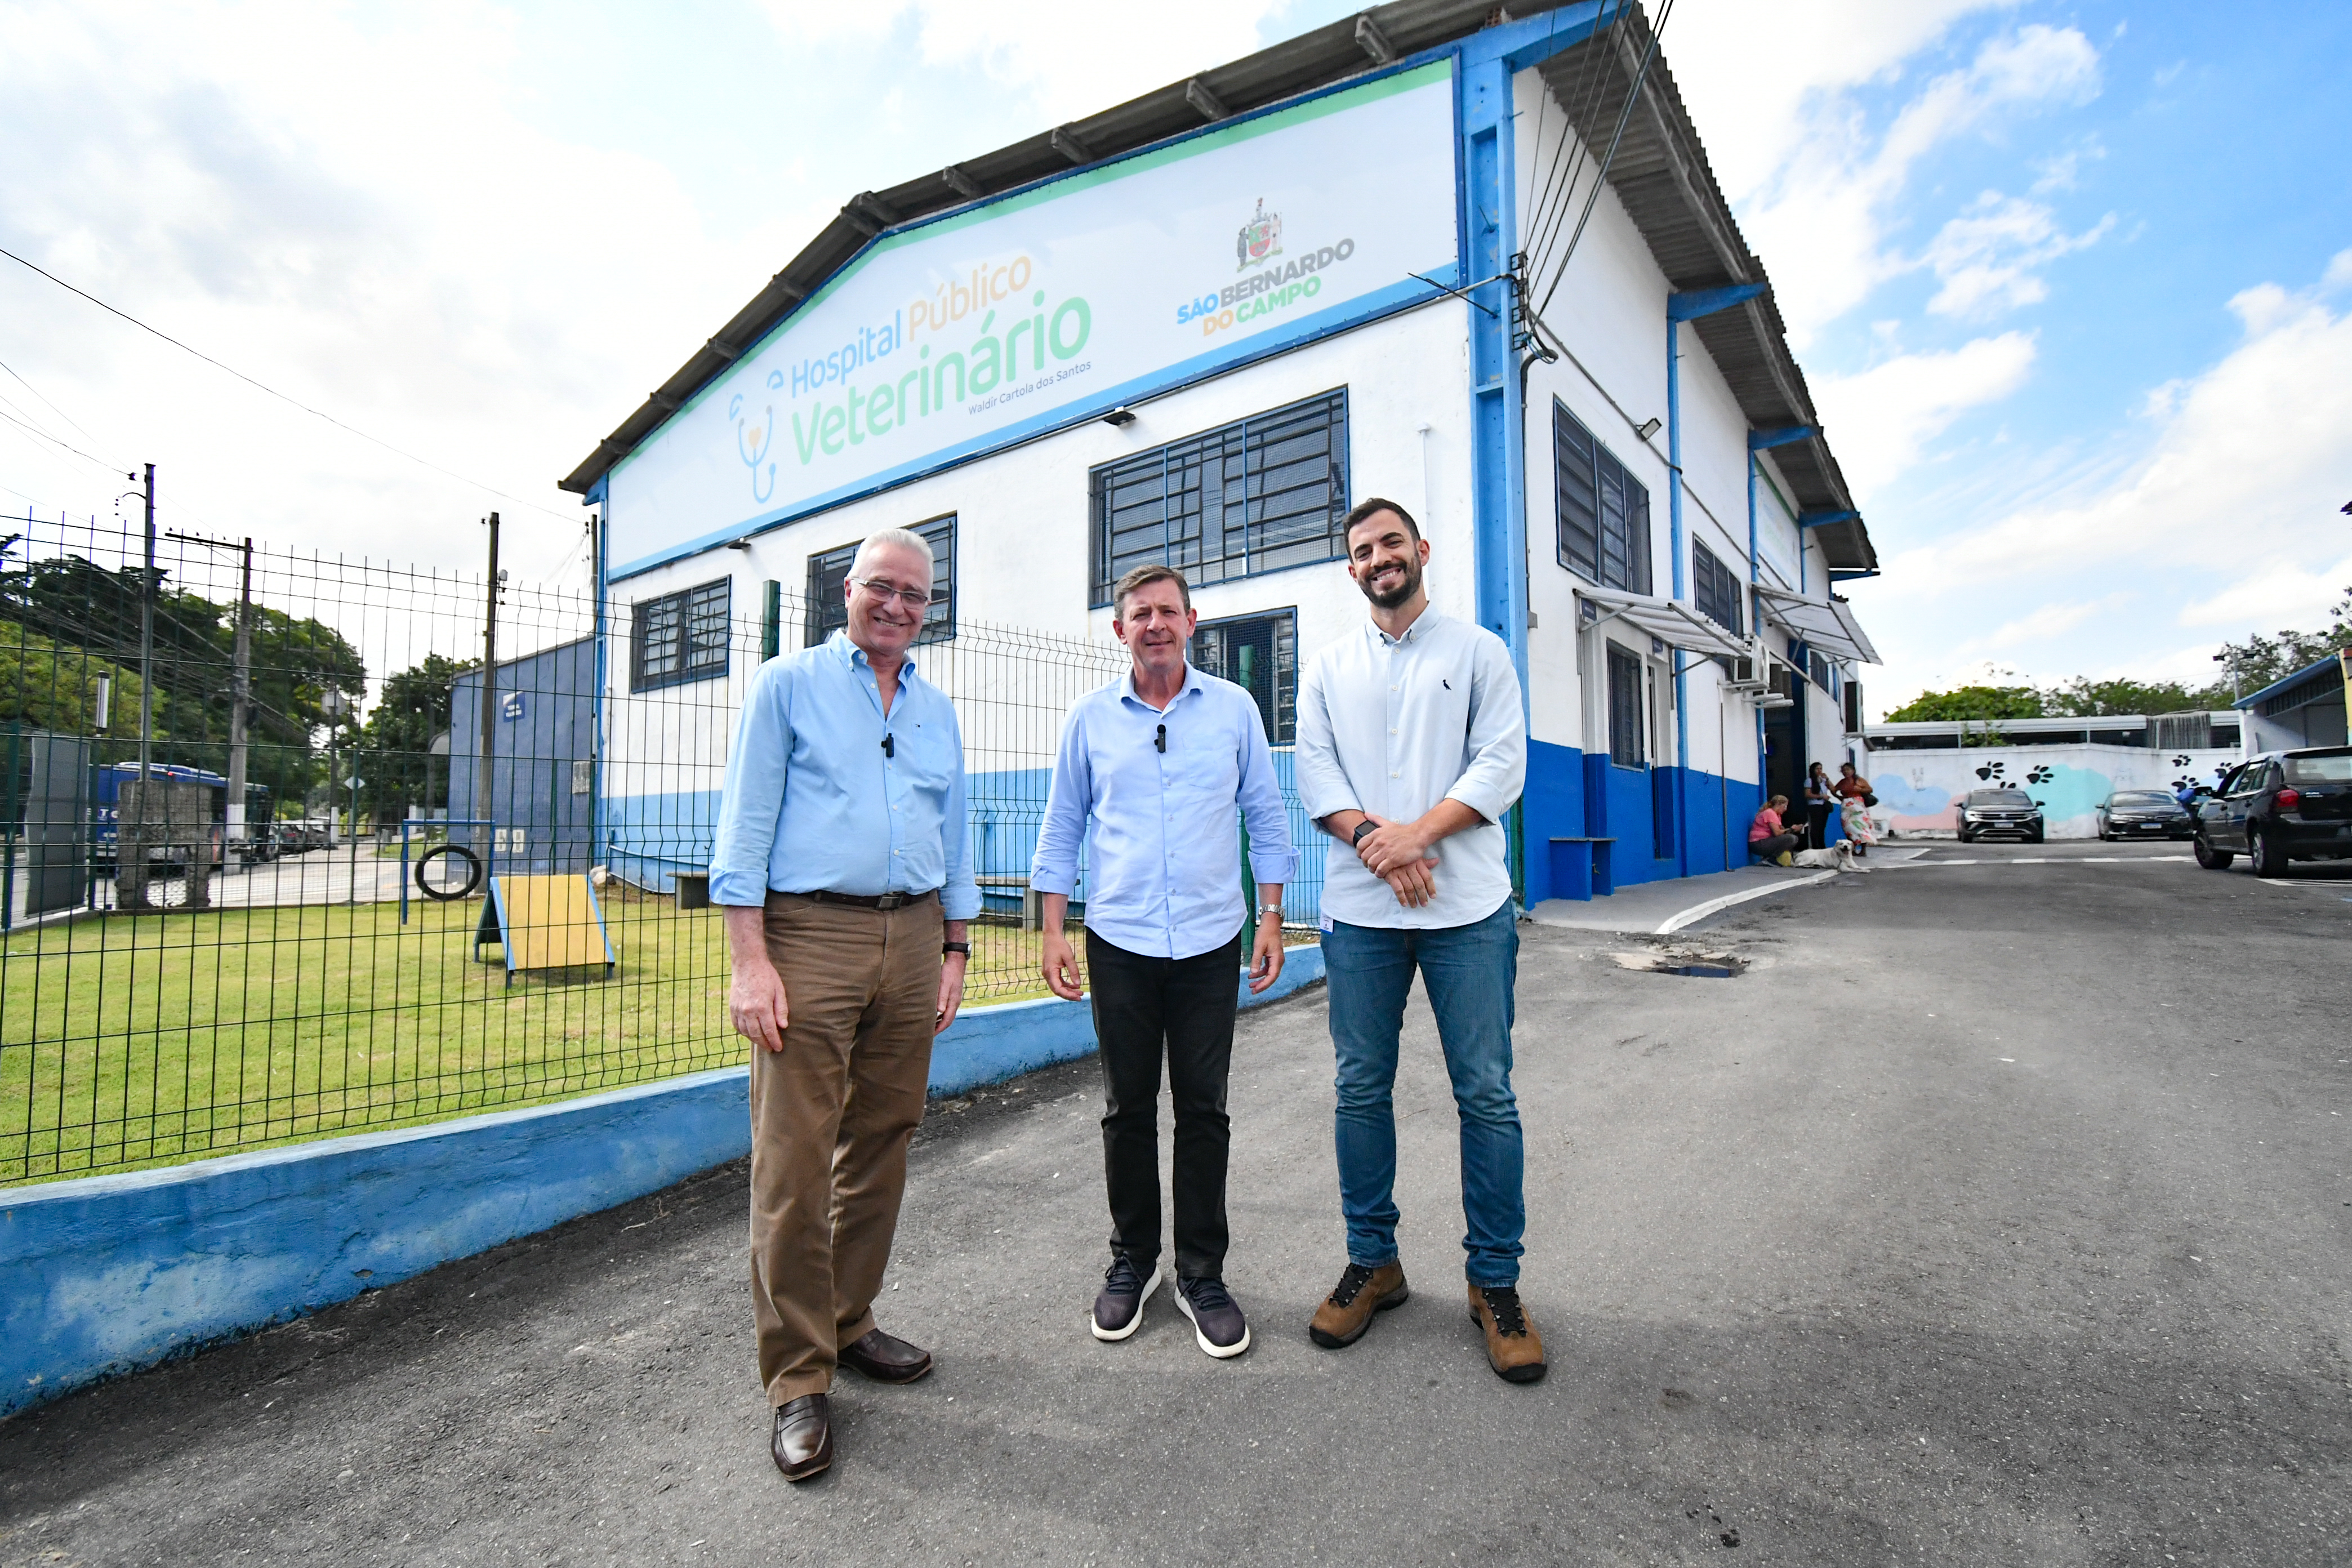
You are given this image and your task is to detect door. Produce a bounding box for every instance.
[2212,764,2253,848]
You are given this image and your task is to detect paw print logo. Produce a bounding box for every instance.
[2025,765,2055,784]
[2170,776,2197,792]
[1972,761,2009,781]
[2171,754,2192,767]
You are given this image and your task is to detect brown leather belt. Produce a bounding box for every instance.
[787,888,938,911]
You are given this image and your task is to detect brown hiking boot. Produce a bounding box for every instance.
[1468,1284,1547,1383]
[1308,1261,1410,1348]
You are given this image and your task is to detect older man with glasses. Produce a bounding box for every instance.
[711,527,979,1482]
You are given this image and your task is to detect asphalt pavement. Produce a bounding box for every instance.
[3,840,2347,1566]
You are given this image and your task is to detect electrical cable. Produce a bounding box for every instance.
[0,243,575,524]
[1522,0,1631,289]
[1538,0,1674,318]
[0,354,104,448]
[0,404,121,474]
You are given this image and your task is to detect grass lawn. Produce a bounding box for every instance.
[0,894,1112,1185]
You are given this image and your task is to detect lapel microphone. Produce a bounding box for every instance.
[1155,723,1166,754]
[881,733,895,758]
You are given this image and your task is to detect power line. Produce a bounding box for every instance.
[0,353,104,448]
[0,243,575,524]
[0,403,120,474]
[1538,0,1676,319]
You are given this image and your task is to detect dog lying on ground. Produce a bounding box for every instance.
[1789,841,1870,873]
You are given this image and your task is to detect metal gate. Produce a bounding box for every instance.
[5,729,91,928]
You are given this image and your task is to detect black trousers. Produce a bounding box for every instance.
[1804,801,1832,849]
[1085,927,1241,1282]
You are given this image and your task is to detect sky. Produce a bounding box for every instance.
[2,1,2347,716]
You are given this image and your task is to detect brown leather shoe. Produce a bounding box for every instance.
[771,1393,832,1481]
[1309,1260,1410,1348]
[839,1326,932,1384]
[1468,1284,1547,1383]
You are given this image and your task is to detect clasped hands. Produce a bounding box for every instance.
[1346,812,1441,909]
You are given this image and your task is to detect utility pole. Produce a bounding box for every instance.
[164,531,256,863]
[480,511,500,859]
[138,464,155,784]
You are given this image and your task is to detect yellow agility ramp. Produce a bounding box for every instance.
[483,873,617,986]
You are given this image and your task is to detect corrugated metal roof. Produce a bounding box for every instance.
[559,1,1876,576]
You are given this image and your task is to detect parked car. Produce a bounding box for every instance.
[1957,787,2044,844]
[2096,789,2194,841]
[2193,746,2352,876]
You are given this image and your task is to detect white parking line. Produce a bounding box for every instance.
[1886,855,2191,866]
[1655,871,1838,934]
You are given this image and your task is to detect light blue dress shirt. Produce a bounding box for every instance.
[1030,664,1297,961]
[710,631,980,919]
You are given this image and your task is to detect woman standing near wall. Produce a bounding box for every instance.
[1803,763,1834,850]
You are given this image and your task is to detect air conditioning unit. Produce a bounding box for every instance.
[1751,658,1797,709]
[1721,649,1766,689]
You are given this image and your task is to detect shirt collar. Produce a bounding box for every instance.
[1119,661,1203,709]
[834,629,919,684]
[1369,605,1441,648]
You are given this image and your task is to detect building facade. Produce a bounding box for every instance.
[563,2,1881,911]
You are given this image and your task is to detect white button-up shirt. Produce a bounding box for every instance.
[1296,608,1525,929]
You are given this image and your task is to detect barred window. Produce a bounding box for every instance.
[1692,540,1744,635]
[631,577,730,692]
[1555,401,1651,595]
[1089,390,1348,607]
[1190,608,1297,744]
[805,515,957,648]
[1606,642,1646,769]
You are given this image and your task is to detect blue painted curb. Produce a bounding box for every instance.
[0,944,1323,1419]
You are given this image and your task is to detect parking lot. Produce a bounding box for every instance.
[2,838,2346,1566]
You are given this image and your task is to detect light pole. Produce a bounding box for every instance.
[164,530,256,865]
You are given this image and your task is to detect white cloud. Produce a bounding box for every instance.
[1689,20,2102,345]
[1811,331,2038,497]
[2177,554,2352,630]
[758,0,1294,125]
[1921,192,2114,318]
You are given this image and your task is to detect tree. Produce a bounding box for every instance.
[0,621,143,733]
[1882,684,2045,723]
[2208,585,2352,698]
[0,550,367,813]
[2041,677,2211,717]
[355,653,476,821]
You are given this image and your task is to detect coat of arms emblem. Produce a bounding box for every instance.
[1235,198,1282,272]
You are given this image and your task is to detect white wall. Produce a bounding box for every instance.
[1865,744,2239,840]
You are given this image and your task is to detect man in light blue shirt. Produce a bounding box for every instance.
[1032,564,1294,1360]
[711,528,979,1483]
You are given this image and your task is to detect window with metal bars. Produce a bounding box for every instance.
[630,577,730,692]
[1088,390,1349,607]
[1691,540,1743,635]
[1554,400,1651,595]
[805,515,957,648]
[1190,608,1296,744]
[1606,642,1646,768]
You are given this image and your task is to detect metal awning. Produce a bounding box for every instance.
[1753,585,1879,665]
[1575,587,1749,660]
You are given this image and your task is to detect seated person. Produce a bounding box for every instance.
[1749,795,1802,866]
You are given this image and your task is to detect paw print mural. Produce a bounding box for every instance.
[1974,761,2009,781]
[2025,765,2055,784]
[2171,754,2193,767]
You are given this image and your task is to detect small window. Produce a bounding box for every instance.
[631,577,731,692]
[1606,642,1645,768]
[1190,609,1297,744]
[805,515,957,648]
[1692,541,1743,635]
[1089,390,1349,606]
[1555,402,1651,595]
[1808,648,1834,692]
[1842,681,1864,734]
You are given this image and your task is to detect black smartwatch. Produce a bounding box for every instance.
[1351,819,1378,847]
[942,941,972,957]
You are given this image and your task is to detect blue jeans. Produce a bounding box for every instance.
[1322,899,1524,1287]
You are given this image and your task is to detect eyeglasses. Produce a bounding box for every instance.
[850,577,932,610]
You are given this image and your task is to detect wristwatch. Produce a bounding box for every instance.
[1351,819,1378,846]
[942,941,972,957]
[1257,904,1284,920]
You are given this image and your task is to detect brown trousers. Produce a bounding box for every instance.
[750,891,940,1405]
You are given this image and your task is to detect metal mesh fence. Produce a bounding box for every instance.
[1,510,1325,1183]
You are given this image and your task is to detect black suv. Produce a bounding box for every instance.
[2193,747,2352,876]
[1958,787,2045,844]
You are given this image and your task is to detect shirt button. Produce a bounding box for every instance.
[1391,770,1400,778]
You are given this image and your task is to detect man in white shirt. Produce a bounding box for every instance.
[1293,497,1543,1384]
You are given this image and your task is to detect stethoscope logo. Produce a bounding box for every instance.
[732,373,786,505]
